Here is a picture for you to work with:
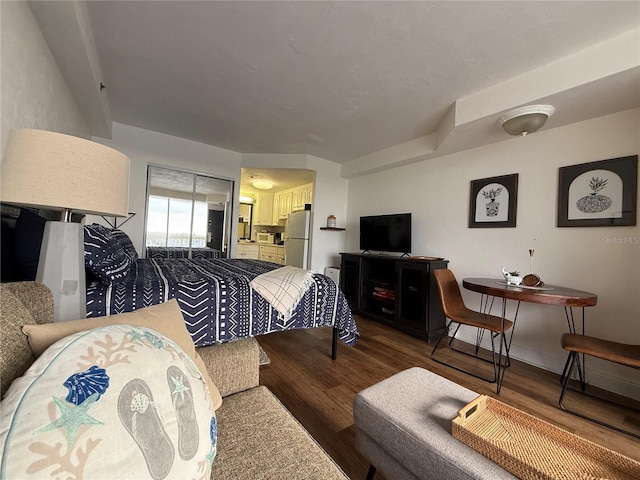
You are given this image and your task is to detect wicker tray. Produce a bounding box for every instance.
[452,395,640,480]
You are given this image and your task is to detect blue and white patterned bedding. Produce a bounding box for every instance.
[86,258,358,348]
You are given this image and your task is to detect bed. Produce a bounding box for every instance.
[84,224,358,356]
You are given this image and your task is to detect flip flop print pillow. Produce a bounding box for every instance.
[0,325,217,479]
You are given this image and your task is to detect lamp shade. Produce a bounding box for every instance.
[1,129,130,216]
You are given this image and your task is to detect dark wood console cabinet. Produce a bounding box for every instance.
[340,253,449,341]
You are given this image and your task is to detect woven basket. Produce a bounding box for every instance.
[452,395,640,480]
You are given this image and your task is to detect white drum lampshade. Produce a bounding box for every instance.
[1,129,130,321]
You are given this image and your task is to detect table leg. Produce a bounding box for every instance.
[495,299,520,394]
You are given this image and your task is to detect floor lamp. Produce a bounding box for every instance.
[1,129,130,322]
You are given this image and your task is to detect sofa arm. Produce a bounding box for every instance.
[1,282,53,325]
[197,337,260,398]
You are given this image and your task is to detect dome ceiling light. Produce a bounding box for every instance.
[252,179,274,190]
[500,105,555,136]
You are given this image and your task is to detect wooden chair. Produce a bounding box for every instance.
[431,269,513,391]
[559,333,640,438]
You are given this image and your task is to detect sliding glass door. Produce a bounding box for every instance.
[144,165,234,257]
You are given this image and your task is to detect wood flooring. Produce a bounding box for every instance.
[257,315,640,479]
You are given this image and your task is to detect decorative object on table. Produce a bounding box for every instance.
[557,155,637,227]
[522,249,544,287]
[501,267,523,285]
[0,129,130,322]
[327,214,337,228]
[469,174,518,228]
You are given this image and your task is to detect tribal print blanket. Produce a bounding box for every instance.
[86,258,358,348]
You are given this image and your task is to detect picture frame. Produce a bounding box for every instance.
[557,155,637,227]
[469,174,518,228]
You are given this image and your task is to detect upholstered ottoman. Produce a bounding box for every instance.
[353,367,516,480]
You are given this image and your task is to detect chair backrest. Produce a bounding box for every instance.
[433,269,467,318]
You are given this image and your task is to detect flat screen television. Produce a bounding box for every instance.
[360,213,411,254]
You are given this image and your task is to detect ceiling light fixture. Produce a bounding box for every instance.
[500,105,555,136]
[252,180,273,190]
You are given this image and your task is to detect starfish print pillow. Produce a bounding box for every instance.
[0,325,217,479]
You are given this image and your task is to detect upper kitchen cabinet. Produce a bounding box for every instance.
[254,192,275,226]
[275,191,293,221]
[277,183,313,220]
[254,183,314,225]
[291,183,313,211]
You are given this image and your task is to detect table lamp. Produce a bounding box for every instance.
[1,129,130,322]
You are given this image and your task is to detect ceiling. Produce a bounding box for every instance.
[75,2,638,165]
[240,168,315,195]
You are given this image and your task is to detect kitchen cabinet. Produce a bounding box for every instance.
[237,242,260,259]
[254,193,275,226]
[253,183,313,226]
[273,193,282,223]
[279,192,292,220]
[291,183,313,211]
[259,245,285,265]
[340,253,448,341]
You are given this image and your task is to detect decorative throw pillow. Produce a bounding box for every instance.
[84,223,133,283]
[22,299,222,410]
[111,228,139,263]
[0,325,217,479]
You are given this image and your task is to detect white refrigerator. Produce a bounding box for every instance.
[285,210,310,269]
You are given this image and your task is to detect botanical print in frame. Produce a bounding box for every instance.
[557,156,638,227]
[469,174,518,228]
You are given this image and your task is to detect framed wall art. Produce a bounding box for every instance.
[469,174,518,228]
[557,155,637,227]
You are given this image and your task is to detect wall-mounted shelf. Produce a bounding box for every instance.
[320,227,345,231]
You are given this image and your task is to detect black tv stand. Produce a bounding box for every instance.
[340,253,448,341]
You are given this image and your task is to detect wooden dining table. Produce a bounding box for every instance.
[462,278,598,393]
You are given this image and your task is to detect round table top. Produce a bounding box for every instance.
[462,278,598,307]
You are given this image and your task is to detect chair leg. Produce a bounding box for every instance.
[431,320,510,388]
[447,323,462,348]
[558,350,640,439]
[366,464,376,480]
[558,351,577,410]
[430,319,451,358]
[559,349,574,386]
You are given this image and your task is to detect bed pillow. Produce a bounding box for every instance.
[111,228,139,263]
[22,299,222,410]
[84,223,133,283]
[1,324,217,479]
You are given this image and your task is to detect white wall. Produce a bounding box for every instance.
[0,1,89,153]
[90,123,242,256]
[346,108,640,398]
[305,155,348,273]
